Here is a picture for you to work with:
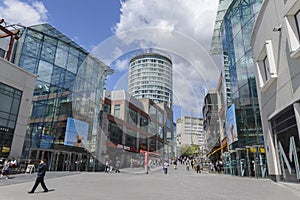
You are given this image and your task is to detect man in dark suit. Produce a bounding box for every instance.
[28,159,49,194]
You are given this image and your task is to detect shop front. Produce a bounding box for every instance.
[271,106,300,182]
[223,146,267,178]
[28,148,95,172]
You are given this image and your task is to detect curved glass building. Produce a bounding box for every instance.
[212,0,264,177]
[128,53,173,106]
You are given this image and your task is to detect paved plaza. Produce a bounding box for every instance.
[0,164,300,200]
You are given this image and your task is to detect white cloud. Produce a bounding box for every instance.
[114,0,218,50]
[0,0,48,26]
[108,0,220,118]
[114,58,129,71]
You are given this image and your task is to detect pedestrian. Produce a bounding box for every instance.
[196,162,201,173]
[28,159,48,194]
[0,159,10,179]
[163,160,169,174]
[115,159,120,173]
[105,160,111,173]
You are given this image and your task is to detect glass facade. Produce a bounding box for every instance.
[221,0,263,148]
[0,82,22,157]
[11,24,112,171]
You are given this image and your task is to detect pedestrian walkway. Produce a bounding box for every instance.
[0,164,299,200]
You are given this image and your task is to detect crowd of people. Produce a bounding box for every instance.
[0,158,18,179]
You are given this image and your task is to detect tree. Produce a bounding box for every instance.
[181,144,200,157]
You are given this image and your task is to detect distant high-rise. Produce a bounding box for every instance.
[128,53,173,106]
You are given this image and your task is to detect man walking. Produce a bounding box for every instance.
[28,159,48,194]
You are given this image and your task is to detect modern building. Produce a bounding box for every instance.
[210,0,233,104]
[128,53,173,107]
[0,58,36,159]
[211,0,265,177]
[251,0,300,182]
[202,90,220,161]
[10,23,113,171]
[216,73,227,154]
[100,90,174,168]
[176,116,204,158]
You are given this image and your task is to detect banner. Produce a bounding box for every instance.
[64,117,89,148]
[226,104,238,145]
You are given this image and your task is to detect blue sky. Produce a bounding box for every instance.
[0,0,221,121]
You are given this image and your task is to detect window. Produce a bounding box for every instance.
[285,2,300,57]
[114,105,121,118]
[127,107,137,126]
[256,40,277,90]
[139,134,148,151]
[263,56,270,82]
[158,111,163,124]
[108,122,123,144]
[125,129,136,148]
[139,115,149,131]
[0,82,22,130]
[296,10,300,37]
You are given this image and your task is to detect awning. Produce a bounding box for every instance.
[207,143,227,157]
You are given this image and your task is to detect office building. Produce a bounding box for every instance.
[176,116,204,156]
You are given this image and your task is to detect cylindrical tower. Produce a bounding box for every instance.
[128,53,173,106]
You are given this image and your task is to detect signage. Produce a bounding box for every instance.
[226,104,238,145]
[64,118,89,148]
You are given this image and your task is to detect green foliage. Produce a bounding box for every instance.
[181,144,200,157]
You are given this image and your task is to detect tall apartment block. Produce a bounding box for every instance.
[128,53,173,107]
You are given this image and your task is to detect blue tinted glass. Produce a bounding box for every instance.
[38,60,53,83]
[41,42,56,63]
[19,55,38,74]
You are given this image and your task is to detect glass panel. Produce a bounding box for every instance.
[19,55,38,74]
[0,118,7,127]
[27,29,43,40]
[114,105,120,118]
[9,114,17,121]
[41,42,56,63]
[8,120,15,128]
[149,105,156,120]
[128,107,137,126]
[38,60,53,83]
[55,48,68,68]
[263,56,270,81]
[64,71,76,90]
[23,35,40,57]
[0,93,12,113]
[11,98,21,115]
[158,111,163,124]
[44,35,58,45]
[67,53,78,73]
[51,66,66,87]
[295,11,300,39]
[0,111,9,119]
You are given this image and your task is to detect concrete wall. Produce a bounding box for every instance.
[251,0,300,181]
[0,58,36,159]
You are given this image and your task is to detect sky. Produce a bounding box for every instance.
[0,0,221,121]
